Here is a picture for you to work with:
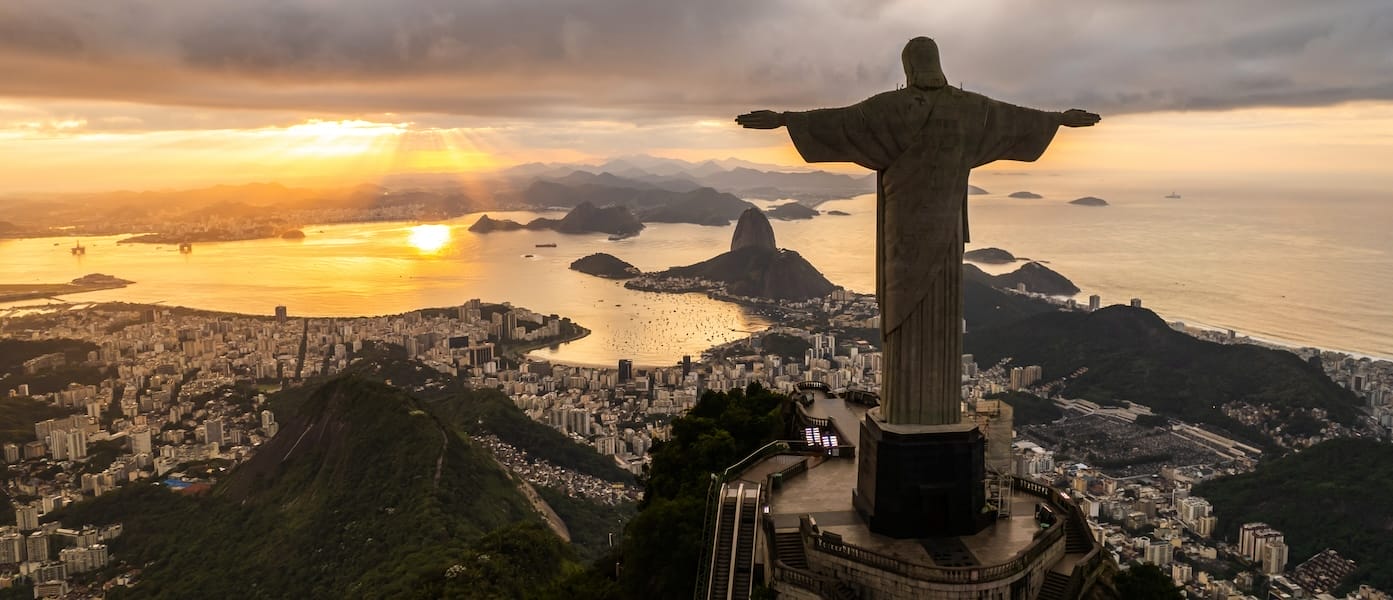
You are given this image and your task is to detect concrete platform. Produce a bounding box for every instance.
[802,392,870,448]
[766,453,1052,568]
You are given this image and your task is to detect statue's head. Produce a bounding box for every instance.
[902,37,947,90]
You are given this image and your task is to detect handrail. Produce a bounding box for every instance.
[695,440,802,600]
[765,456,808,491]
[1062,547,1105,600]
[720,440,793,483]
[693,474,722,600]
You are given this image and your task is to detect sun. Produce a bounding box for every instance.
[407,224,451,254]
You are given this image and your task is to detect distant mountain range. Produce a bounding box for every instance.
[506,155,874,203]
[519,179,755,226]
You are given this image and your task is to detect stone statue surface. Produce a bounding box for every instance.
[739,37,1098,426]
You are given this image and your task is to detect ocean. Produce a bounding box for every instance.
[2,176,1389,364]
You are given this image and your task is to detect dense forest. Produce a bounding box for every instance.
[1194,438,1393,593]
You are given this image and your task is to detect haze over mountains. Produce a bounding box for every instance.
[0,155,874,240]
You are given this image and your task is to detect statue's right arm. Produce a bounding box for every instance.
[735,110,786,129]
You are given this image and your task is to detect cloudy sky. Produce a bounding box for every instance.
[2,0,1391,191]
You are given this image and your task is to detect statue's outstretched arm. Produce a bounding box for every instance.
[1058,109,1101,128]
[735,110,786,129]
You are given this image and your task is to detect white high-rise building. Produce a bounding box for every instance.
[15,505,39,532]
[1261,540,1289,575]
[131,427,153,456]
[67,429,88,460]
[26,531,49,562]
[48,431,69,461]
[0,530,24,564]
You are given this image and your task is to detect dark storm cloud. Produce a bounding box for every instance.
[0,0,1390,119]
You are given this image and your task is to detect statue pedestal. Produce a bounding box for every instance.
[852,409,994,538]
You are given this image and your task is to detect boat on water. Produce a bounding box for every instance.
[1165,191,1181,199]
[535,243,557,248]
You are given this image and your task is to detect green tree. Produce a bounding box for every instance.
[1115,564,1182,600]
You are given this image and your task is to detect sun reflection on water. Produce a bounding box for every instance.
[407,224,451,254]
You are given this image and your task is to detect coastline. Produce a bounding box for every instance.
[0,281,132,303]
[5,293,1387,367]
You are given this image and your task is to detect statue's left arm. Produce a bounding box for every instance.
[970,99,1099,167]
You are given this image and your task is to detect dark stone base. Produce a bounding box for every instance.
[852,411,994,538]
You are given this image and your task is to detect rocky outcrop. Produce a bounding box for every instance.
[1008,191,1043,199]
[643,208,835,301]
[468,214,526,232]
[1069,196,1109,207]
[730,207,777,252]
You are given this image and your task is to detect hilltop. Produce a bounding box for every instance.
[965,306,1362,446]
[965,261,1081,295]
[1195,438,1393,592]
[964,247,1017,264]
[47,371,590,598]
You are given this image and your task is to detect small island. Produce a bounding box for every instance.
[569,253,641,279]
[766,202,819,220]
[1069,196,1109,207]
[468,214,526,233]
[0,273,134,302]
[963,247,1017,264]
[968,184,989,195]
[280,229,306,239]
[825,210,851,216]
[1008,191,1043,199]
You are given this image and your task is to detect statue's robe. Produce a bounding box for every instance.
[785,86,1059,425]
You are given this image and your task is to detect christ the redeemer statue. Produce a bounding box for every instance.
[738,37,1098,427]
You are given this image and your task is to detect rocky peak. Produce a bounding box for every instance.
[729,207,777,252]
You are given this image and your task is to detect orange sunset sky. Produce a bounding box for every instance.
[2,0,1391,193]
